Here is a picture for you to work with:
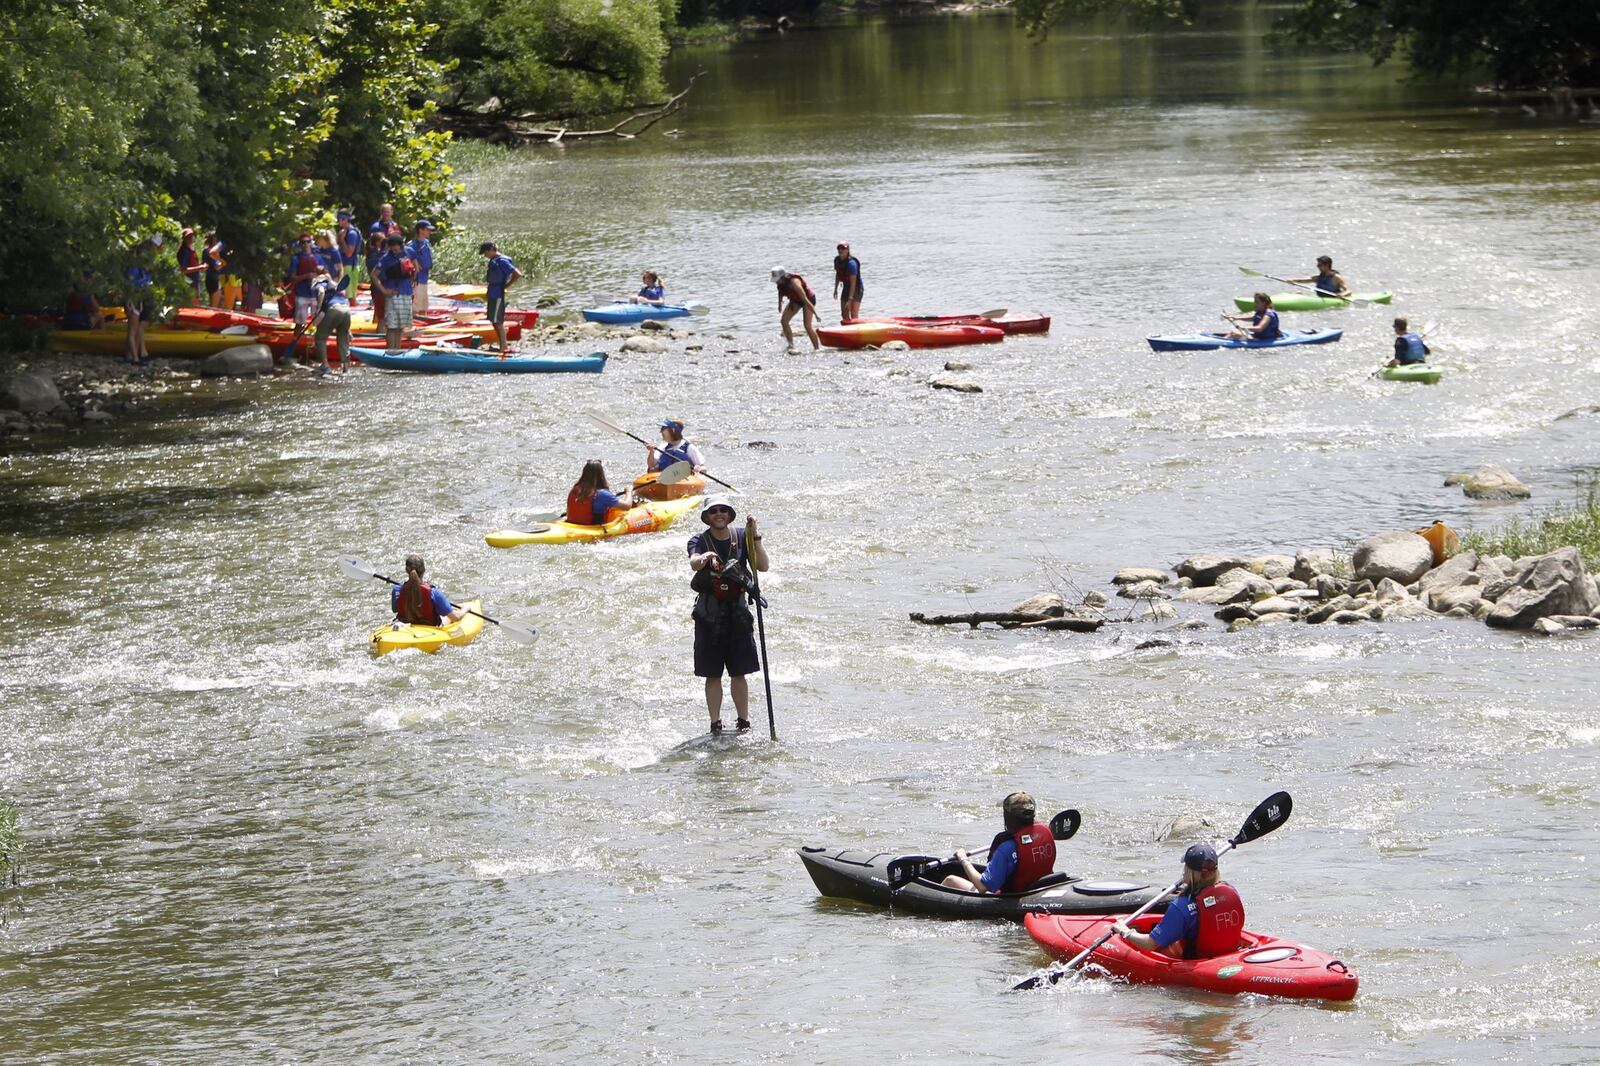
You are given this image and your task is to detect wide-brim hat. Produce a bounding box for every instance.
[700,496,736,523]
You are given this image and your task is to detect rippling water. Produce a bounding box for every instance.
[4,11,1600,1064]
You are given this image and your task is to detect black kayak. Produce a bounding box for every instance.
[798,845,1168,921]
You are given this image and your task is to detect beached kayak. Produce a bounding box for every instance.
[798,845,1166,921]
[818,321,1005,349]
[352,347,606,374]
[1147,328,1344,352]
[485,495,702,547]
[581,303,693,324]
[1380,363,1442,384]
[856,312,1051,335]
[369,599,485,657]
[52,327,258,357]
[1233,292,1393,312]
[1023,911,1359,1001]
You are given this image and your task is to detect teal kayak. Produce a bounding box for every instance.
[581,303,693,324]
[353,347,607,374]
[1234,292,1393,312]
[1380,363,1442,384]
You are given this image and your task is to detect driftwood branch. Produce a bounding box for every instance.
[440,73,705,144]
[909,611,1104,632]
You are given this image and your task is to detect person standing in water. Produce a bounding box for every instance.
[772,267,821,352]
[688,497,770,733]
[832,241,863,322]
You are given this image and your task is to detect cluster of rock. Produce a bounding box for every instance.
[1114,532,1599,636]
[1,362,195,436]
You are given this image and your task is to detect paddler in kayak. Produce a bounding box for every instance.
[630,271,666,306]
[392,555,466,626]
[1384,316,1430,368]
[688,496,769,733]
[1289,255,1351,300]
[1223,293,1282,342]
[941,791,1057,894]
[566,459,635,526]
[772,266,821,353]
[833,242,863,322]
[646,418,706,475]
[1111,843,1245,959]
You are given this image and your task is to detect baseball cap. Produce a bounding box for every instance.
[415,219,433,230]
[1183,843,1218,870]
[1002,791,1036,820]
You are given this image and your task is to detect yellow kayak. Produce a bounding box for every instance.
[369,599,485,657]
[436,283,488,301]
[52,327,259,357]
[486,496,703,547]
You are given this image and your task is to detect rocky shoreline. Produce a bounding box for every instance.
[918,531,1600,639]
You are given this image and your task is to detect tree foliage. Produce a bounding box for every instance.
[1011,0,1600,90]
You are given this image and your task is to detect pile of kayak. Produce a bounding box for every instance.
[819,310,1050,350]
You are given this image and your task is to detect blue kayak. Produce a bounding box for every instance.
[581,303,693,325]
[1146,327,1344,352]
[353,347,607,374]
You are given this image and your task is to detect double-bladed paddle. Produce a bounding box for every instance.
[337,557,539,644]
[588,412,739,493]
[1238,266,1373,307]
[886,808,1083,892]
[517,460,697,527]
[1011,791,1292,991]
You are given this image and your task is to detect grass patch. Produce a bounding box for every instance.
[443,139,515,177]
[0,801,20,886]
[430,235,553,286]
[1459,484,1600,568]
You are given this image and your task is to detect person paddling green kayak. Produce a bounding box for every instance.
[1384,315,1430,369]
[1289,255,1351,300]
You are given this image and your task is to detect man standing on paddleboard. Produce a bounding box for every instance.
[688,497,770,733]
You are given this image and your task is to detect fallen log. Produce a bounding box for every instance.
[909,611,1104,632]
[440,74,704,144]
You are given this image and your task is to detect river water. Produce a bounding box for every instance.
[5,10,1600,1064]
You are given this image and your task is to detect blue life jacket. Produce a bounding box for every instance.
[1397,332,1428,364]
[1313,273,1342,298]
[655,441,695,472]
[1253,308,1281,340]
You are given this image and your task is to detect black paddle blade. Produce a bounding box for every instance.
[1050,809,1081,841]
[1012,970,1053,992]
[885,855,943,892]
[1232,791,1292,846]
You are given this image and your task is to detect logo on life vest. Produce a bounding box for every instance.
[1019,832,1035,844]
[1202,894,1216,907]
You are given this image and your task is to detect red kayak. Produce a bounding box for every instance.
[1023,912,1358,1001]
[173,306,284,331]
[855,312,1050,335]
[818,321,1004,350]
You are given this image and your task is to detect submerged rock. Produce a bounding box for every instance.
[1009,592,1066,618]
[1445,462,1532,500]
[1156,813,1215,842]
[929,374,981,393]
[200,344,273,377]
[1113,567,1169,586]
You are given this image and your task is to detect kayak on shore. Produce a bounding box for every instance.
[818,321,1005,349]
[1233,292,1392,312]
[1147,327,1344,352]
[852,312,1051,335]
[53,327,258,357]
[485,495,702,547]
[799,845,1167,921]
[581,303,693,324]
[1023,911,1359,1001]
[352,347,606,374]
[369,599,485,657]
[1380,363,1442,384]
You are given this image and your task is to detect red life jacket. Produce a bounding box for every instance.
[989,822,1056,893]
[1186,881,1246,958]
[833,255,861,288]
[567,487,608,525]
[780,274,816,303]
[396,579,441,625]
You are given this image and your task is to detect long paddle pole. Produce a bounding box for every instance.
[337,558,539,644]
[745,518,777,741]
[1011,790,1293,991]
[1238,266,1372,307]
[589,412,740,493]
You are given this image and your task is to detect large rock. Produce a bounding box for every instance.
[1373,578,1412,602]
[929,375,982,393]
[1249,596,1305,616]
[200,344,273,377]
[1428,586,1484,614]
[1372,596,1436,622]
[1175,585,1237,605]
[1175,554,1250,587]
[1352,531,1434,585]
[0,370,62,412]
[1248,555,1296,581]
[1118,580,1169,600]
[1486,547,1599,629]
[1213,569,1275,600]
[1417,551,1480,597]
[1009,592,1066,618]
[1445,463,1531,500]
[621,335,668,353]
[1113,567,1169,586]
[1292,549,1343,582]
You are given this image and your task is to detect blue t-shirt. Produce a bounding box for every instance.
[369,219,398,237]
[391,584,453,621]
[485,254,518,300]
[125,265,152,290]
[375,251,413,296]
[1148,892,1199,951]
[316,246,343,277]
[587,489,622,522]
[1251,308,1281,340]
[338,226,361,266]
[405,238,432,284]
[287,250,320,297]
[980,840,1018,892]
[638,284,664,301]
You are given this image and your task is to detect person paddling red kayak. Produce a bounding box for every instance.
[1111,842,1243,958]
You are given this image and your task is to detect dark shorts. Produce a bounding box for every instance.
[843,282,862,300]
[206,273,220,295]
[693,622,760,679]
[486,295,506,325]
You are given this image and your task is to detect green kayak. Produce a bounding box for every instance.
[1380,364,1442,384]
[1234,292,1393,312]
